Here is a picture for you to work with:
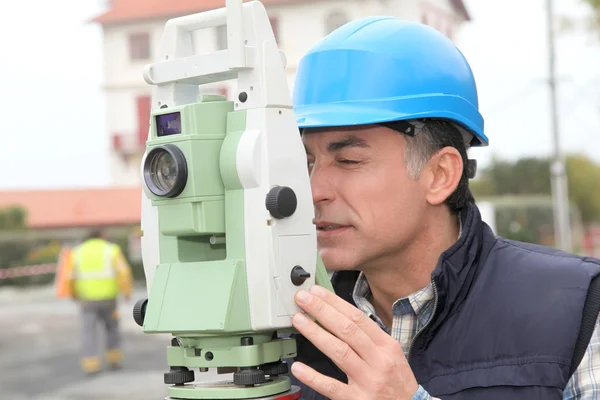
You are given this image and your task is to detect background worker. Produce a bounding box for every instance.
[67,229,133,376]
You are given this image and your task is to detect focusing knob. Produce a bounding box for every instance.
[133,298,148,327]
[266,186,297,219]
[290,266,311,286]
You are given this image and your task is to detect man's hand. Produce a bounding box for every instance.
[291,285,419,400]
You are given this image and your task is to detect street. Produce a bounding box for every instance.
[0,284,208,400]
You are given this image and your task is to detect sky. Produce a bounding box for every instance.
[0,0,599,190]
[458,0,600,169]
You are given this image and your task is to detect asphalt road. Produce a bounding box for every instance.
[0,285,203,400]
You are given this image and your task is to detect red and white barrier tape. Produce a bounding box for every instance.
[0,264,57,280]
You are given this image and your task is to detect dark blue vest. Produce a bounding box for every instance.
[288,203,600,399]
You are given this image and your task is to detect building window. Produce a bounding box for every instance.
[325,11,349,34]
[129,32,151,61]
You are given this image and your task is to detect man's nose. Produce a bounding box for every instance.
[309,165,334,205]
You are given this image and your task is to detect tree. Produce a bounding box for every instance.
[582,0,600,28]
[0,206,27,230]
[471,157,551,196]
[0,206,30,284]
[583,0,600,15]
[565,154,600,222]
[471,154,600,224]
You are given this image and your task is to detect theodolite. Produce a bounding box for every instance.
[132,1,332,399]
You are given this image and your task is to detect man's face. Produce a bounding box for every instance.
[303,125,428,271]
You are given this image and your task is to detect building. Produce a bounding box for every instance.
[92,0,471,186]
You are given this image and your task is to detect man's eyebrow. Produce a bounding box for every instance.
[327,135,370,152]
[303,134,370,156]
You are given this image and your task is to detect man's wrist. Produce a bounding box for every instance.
[410,385,437,400]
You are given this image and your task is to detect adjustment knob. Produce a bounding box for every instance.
[233,368,267,386]
[291,266,311,286]
[265,186,297,219]
[263,361,289,376]
[133,298,148,327]
[164,366,195,385]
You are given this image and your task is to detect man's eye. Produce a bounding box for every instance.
[339,159,360,164]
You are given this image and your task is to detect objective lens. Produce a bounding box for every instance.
[143,145,187,198]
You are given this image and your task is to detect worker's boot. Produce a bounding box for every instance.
[106,348,123,371]
[81,356,101,377]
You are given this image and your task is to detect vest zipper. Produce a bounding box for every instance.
[407,280,439,361]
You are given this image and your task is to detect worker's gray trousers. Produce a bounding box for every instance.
[80,299,121,359]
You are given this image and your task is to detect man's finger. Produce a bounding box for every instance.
[290,361,353,400]
[291,311,369,378]
[307,285,394,347]
[294,289,386,369]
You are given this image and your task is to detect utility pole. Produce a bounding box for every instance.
[546,0,573,252]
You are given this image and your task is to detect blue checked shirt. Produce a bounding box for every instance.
[352,272,600,399]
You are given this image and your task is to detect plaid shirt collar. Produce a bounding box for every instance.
[352,272,435,332]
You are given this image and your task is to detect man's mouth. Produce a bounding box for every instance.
[318,225,346,231]
[313,221,351,235]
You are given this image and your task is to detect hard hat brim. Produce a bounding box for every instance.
[294,95,488,147]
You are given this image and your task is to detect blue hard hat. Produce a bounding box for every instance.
[292,16,488,146]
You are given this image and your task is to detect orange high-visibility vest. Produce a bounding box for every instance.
[54,247,73,298]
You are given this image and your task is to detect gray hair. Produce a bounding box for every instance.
[400,119,476,213]
[404,120,473,179]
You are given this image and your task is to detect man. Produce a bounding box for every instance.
[67,229,133,375]
[286,16,600,399]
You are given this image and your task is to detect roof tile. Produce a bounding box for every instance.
[92,0,470,24]
[93,0,303,24]
[0,187,142,229]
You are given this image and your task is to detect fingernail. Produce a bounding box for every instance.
[291,361,306,376]
[293,313,309,326]
[296,290,312,304]
[309,285,328,297]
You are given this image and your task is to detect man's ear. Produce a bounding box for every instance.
[423,147,463,206]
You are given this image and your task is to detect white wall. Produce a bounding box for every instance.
[109,151,143,186]
[477,201,497,234]
[103,20,167,89]
[101,0,466,186]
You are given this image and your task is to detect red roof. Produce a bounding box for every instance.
[0,187,142,229]
[92,0,470,24]
[92,0,305,25]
